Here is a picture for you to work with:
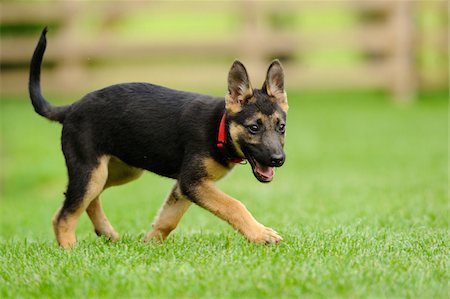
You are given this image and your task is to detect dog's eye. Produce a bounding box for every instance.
[278,124,286,133]
[248,124,260,134]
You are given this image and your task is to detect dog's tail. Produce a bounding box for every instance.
[29,27,70,123]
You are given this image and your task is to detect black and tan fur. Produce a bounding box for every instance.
[29,28,288,248]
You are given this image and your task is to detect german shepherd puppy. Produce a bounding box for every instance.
[29,28,288,248]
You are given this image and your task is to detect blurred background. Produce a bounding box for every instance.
[0,1,448,242]
[0,3,448,297]
[0,0,448,101]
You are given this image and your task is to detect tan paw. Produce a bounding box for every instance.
[143,229,168,243]
[108,231,120,242]
[56,234,77,249]
[53,221,77,249]
[244,224,283,244]
[95,229,120,242]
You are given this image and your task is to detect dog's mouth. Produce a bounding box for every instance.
[248,156,274,183]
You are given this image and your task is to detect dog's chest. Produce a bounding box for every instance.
[202,158,233,181]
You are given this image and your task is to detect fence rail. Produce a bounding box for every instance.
[1,1,448,102]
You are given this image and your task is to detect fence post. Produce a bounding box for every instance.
[56,0,84,92]
[391,1,416,103]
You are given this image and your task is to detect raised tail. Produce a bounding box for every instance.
[29,27,70,123]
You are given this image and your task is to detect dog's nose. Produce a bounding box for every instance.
[270,154,285,167]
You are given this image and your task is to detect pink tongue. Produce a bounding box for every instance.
[255,161,274,179]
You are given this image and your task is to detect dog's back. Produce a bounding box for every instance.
[63,82,224,178]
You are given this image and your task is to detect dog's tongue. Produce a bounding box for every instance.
[255,161,274,180]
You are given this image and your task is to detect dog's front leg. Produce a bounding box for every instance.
[144,183,192,242]
[183,180,282,244]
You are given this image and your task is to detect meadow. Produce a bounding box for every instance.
[0,90,448,298]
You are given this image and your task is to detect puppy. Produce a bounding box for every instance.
[29,28,288,248]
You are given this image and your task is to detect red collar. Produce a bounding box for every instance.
[217,112,244,164]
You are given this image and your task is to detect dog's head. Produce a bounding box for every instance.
[226,60,288,183]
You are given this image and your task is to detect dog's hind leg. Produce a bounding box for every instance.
[85,156,143,241]
[53,156,109,248]
[86,196,119,241]
[144,183,192,242]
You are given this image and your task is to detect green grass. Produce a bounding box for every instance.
[0,91,448,298]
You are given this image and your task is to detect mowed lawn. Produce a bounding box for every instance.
[0,91,448,298]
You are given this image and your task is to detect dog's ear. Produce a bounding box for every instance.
[263,59,287,106]
[226,60,253,109]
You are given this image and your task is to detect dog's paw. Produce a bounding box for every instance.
[143,229,168,243]
[56,235,77,249]
[95,229,120,242]
[245,224,283,244]
[105,230,120,242]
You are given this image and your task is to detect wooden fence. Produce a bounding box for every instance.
[1,1,448,102]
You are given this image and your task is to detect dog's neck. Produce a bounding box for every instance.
[216,111,244,164]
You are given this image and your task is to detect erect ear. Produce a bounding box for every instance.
[263,59,288,107]
[226,60,253,109]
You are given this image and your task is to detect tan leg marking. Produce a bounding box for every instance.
[84,156,142,241]
[105,156,143,188]
[193,180,282,244]
[86,197,119,241]
[53,156,110,248]
[144,184,192,242]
